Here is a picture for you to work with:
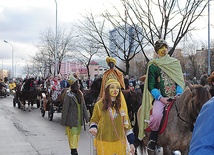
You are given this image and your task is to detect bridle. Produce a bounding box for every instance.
[175,101,193,125]
[174,89,197,131]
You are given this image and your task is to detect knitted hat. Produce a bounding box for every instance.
[106,57,116,65]
[67,74,77,85]
[154,39,168,52]
[105,79,120,88]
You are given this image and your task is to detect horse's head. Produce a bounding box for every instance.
[122,89,142,114]
[90,77,102,91]
[189,85,211,121]
[177,85,211,125]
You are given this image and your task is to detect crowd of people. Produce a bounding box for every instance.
[5,39,214,155]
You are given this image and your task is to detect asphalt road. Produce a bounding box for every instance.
[0,95,94,155]
[0,95,164,155]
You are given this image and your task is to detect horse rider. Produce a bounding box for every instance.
[138,39,185,151]
[51,75,61,101]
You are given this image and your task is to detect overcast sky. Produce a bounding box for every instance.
[0,0,213,75]
[0,0,117,73]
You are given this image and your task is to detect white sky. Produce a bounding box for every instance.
[0,0,213,75]
[0,0,119,73]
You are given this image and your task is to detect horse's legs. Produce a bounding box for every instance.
[42,93,47,110]
[28,101,31,111]
[22,101,26,111]
[137,140,149,155]
[163,146,171,155]
[20,101,24,110]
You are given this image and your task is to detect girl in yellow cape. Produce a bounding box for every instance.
[89,79,135,155]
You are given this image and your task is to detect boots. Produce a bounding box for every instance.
[147,131,159,152]
[71,149,78,155]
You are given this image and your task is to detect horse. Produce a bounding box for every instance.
[40,85,69,121]
[122,88,143,151]
[83,77,102,117]
[18,78,40,111]
[138,84,211,155]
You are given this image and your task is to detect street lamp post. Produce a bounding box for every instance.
[208,0,211,75]
[54,0,58,76]
[4,40,14,78]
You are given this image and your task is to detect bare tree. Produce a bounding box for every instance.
[32,27,77,77]
[210,40,214,72]
[73,20,106,78]
[121,0,208,57]
[184,43,198,79]
[78,12,142,76]
[70,38,103,78]
[80,0,207,76]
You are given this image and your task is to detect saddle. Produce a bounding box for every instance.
[145,100,175,135]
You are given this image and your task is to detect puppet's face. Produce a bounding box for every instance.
[109,83,120,97]
[157,45,168,57]
[108,62,115,69]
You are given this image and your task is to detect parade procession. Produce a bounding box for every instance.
[1,0,214,155]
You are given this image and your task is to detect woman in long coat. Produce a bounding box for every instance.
[61,75,89,155]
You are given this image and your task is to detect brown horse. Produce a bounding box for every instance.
[138,85,211,155]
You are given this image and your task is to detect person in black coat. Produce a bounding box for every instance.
[124,75,129,90]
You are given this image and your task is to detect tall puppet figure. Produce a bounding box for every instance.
[89,79,135,154]
[99,56,125,99]
[138,39,185,151]
[61,75,89,155]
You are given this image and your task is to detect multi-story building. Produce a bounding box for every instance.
[109,25,143,57]
[59,60,108,81]
[195,49,208,74]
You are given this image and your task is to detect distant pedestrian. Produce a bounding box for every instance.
[86,77,91,89]
[192,77,198,84]
[60,74,69,89]
[129,76,136,88]
[124,75,130,90]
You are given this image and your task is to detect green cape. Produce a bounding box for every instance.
[138,54,185,140]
